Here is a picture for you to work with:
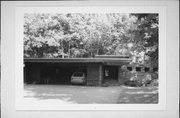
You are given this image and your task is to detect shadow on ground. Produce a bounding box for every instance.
[117,86,158,104]
[24,85,158,104]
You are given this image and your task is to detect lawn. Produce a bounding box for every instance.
[24,85,158,104]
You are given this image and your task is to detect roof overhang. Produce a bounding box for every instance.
[24,58,131,65]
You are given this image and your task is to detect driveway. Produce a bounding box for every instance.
[24,85,158,104]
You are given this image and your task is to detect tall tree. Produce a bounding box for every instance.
[24,13,158,67]
[131,14,158,66]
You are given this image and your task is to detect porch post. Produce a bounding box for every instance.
[118,65,124,85]
[99,64,103,85]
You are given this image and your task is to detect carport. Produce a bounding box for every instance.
[24,56,131,86]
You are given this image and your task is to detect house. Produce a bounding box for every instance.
[24,55,131,86]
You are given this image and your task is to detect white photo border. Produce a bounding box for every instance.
[15,6,166,110]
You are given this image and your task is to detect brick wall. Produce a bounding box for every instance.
[118,65,129,84]
[87,64,103,86]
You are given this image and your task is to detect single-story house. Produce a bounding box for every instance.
[24,55,131,86]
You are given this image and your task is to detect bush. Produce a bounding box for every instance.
[151,72,158,79]
[149,79,158,86]
[124,72,157,87]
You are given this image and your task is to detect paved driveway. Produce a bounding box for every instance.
[24,85,158,104]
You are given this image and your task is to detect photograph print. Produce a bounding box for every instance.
[23,13,159,104]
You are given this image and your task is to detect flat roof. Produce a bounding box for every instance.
[95,55,129,58]
[24,58,131,64]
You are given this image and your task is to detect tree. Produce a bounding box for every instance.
[130,14,159,67]
[24,13,158,67]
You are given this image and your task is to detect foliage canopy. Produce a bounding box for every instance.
[24,13,158,66]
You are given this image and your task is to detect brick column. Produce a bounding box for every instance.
[99,64,103,85]
[118,66,125,85]
[87,64,100,86]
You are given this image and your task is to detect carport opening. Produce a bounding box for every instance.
[103,66,118,85]
[24,63,87,85]
[40,66,73,85]
[40,65,87,85]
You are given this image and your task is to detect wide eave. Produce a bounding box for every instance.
[24,58,131,65]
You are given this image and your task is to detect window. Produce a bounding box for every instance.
[136,67,141,72]
[144,67,150,72]
[153,68,158,72]
[127,67,132,71]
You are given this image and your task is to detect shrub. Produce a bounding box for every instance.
[124,72,157,87]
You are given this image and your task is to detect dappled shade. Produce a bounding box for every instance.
[24,85,158,104]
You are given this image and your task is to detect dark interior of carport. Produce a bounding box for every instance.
[24,62,87,85]
[24,58,130,86]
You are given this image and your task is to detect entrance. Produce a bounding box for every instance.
[103,66,119,86]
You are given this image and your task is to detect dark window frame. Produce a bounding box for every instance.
[127,67,132,71]
[144,67,150,72]
[136,67,141,72]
